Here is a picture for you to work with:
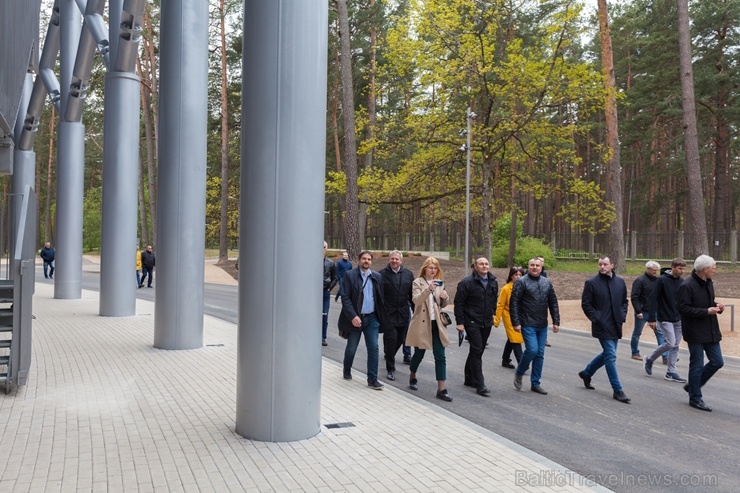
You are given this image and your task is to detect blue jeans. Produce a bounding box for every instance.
[630,312,667,357]
[43,261,54,279]
[583,338,622,392]
[515,326,548,387]
[322,289,331,341]
[136,269,141,287]
[687,342,724,402]
[140,266,153,287]
[343,313,380,382]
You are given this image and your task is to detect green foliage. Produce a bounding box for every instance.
[491,236,554,268]
[492,215,523,246]
[83,187,102,252]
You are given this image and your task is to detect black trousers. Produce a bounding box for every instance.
[464,325,492,389]
[383,324,409,372]
[502,340,522,363]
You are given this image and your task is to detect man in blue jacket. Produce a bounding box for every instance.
[578,256,630,403]
[40,242,55,279]
[334,251,352,302]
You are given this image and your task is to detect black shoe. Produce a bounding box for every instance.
[502,360,515,369]
[403,356,412,365]
[476,386,491,396]
[49,275,53,279]
[683,383,689,393]
[343,369,352,380]
[322,339,328,347]
[368,379,384,390]
[514,373,522,390]
[387,371,395,381]
[545,341,552,347]
[463,381,475,387]
[44,276,48,279]
[147,285,153,288]
[409,378,418,391]
[578,371,595,390]
[690,399,712,412]
[436,389,453,402]
[531,386,548,395]
[138,284,143,289]
[613,391,631,403]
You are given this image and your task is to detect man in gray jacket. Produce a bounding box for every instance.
[510,257,560,395]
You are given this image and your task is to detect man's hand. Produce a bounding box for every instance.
[514,325,521,332]
[352,316,362,328]
[456,324,465,333]
[708,306,722,315]
[552,325,560,333]
[636,313,643,320]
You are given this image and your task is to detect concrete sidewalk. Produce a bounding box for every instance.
[0,284,609,493]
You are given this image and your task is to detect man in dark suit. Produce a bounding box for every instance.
[339,251,388,390]
[578,256,631,403]
[380,250,414,381]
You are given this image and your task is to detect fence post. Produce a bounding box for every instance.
[429,229,435,252]
[588,234,595,260]
[405,233,410,252]
[456,232,460,257]
[731,230,737,266]
[550,231,556,255]
[678,230,685,259]
[631,231,637,261]
[383,234,388,251]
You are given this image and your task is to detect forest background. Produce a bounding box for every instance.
[9,0,740,271]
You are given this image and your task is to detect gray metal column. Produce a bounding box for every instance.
[99,72,139,316]
[55,0,83,299]
[99,0,143,316]
[153,0,208,349]
[236,0,328,442]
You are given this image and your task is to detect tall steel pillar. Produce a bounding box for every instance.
[55,0,83,299]
[153,0,208,349]
[100,0,143,316]
[236,0,328,442]
[11,73,37,266]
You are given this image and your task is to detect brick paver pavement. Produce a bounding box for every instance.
[0,284,609,492]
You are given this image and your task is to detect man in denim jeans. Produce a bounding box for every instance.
[678,255,724,412]
[629,261,668,363]
[578,256,631,403]
[511,257,559,395]
[338,251,387,390]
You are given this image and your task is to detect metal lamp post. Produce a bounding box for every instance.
[464,107,476,267]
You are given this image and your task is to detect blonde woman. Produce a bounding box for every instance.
[406,257,452,402]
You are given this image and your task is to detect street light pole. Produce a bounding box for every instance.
[464,107,474,268]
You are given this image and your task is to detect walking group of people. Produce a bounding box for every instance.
[323,244,727,412]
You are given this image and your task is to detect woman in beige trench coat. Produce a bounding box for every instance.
[406,257,453,401]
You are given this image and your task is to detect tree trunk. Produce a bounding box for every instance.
[358,0,378,250]
[677,0,708,257]
[217,0,230,262]
[138,157,148,247]
[336,0,360,258]
[598,0,626,272]
[44,106,56,243]
[137,57,155,246]
[142,5,159,247]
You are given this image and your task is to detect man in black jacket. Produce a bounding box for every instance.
[454,257,498,396]
[140,245,155,288]
[380,250,414,381]
[678,255,725,412]
[629,261,667,361]
[643,258,687,383]
[511,257,559,395]
[338,251,388,390]
[578,256,631,403]
[322,242,338,346]
[40,242,55,279]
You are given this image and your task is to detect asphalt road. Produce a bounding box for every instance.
[55,270,740,493]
